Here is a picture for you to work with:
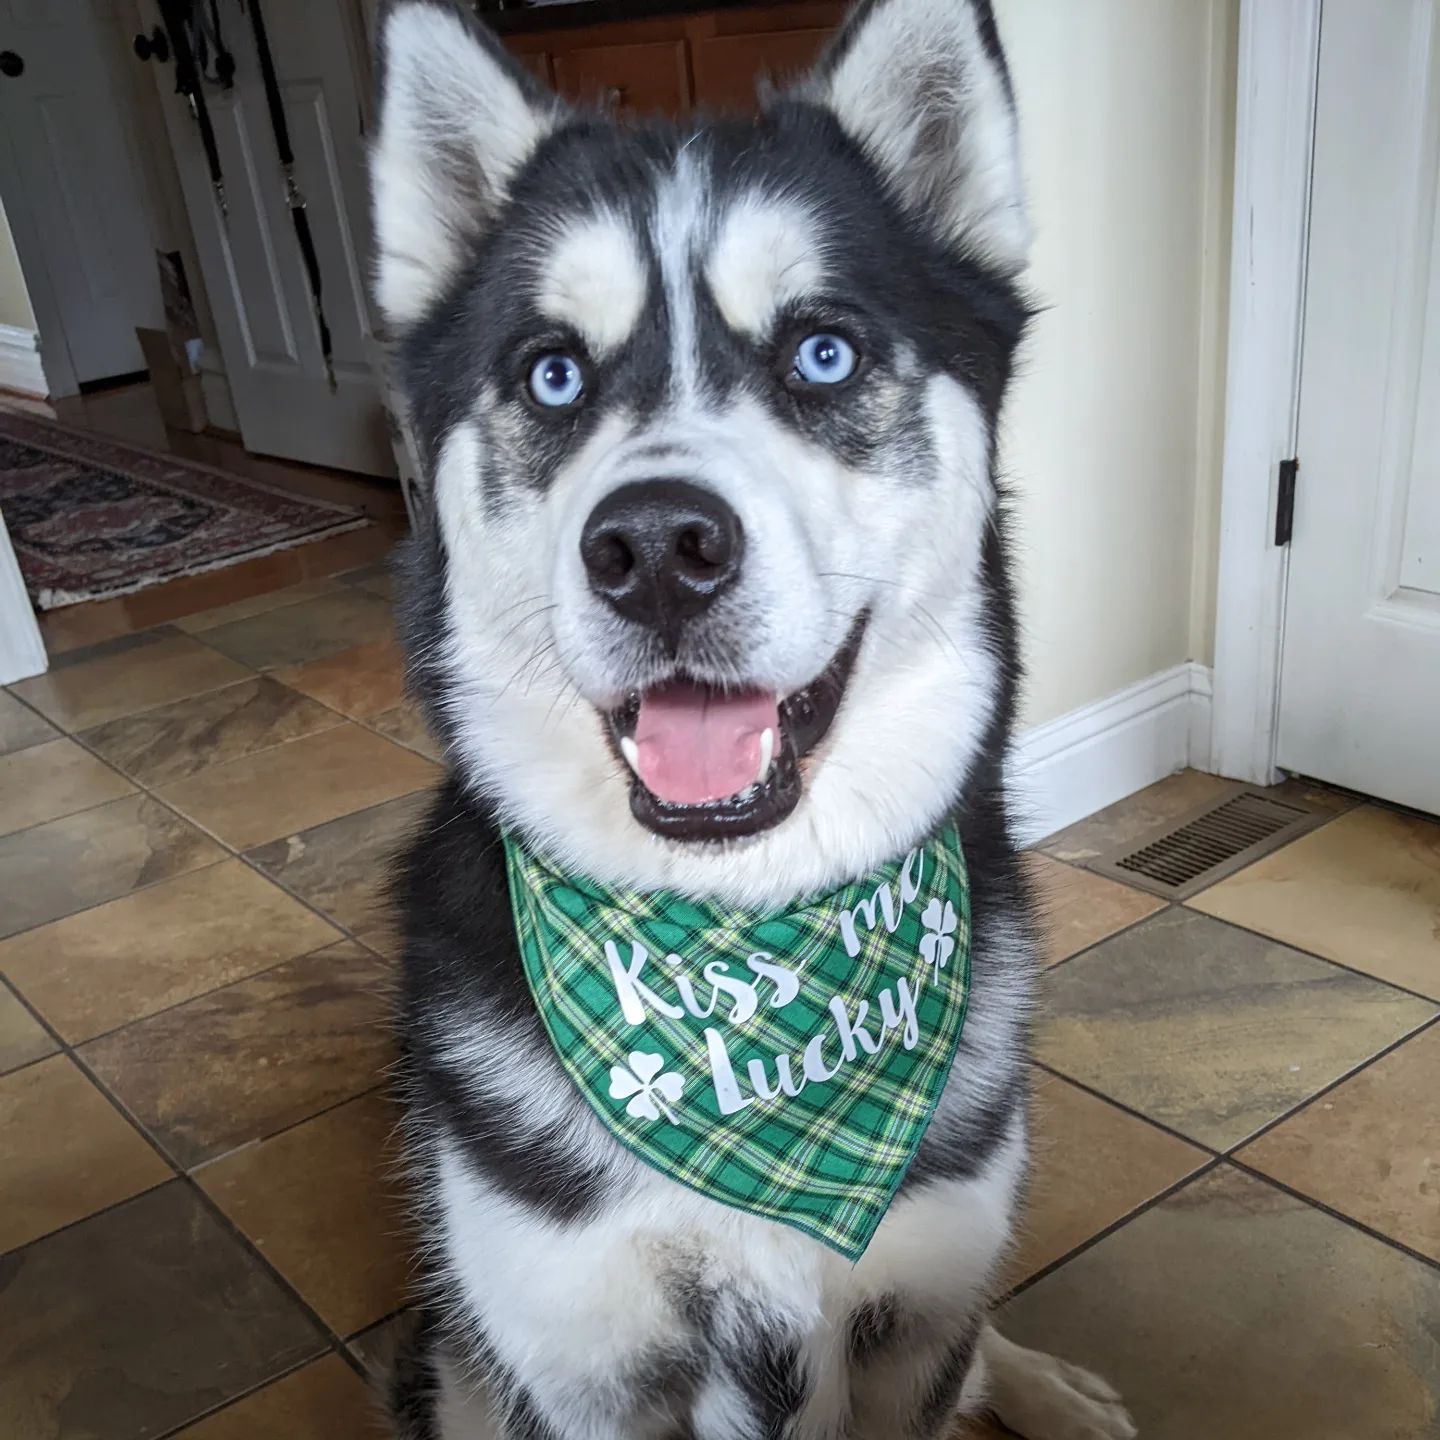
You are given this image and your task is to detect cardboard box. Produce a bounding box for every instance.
[135,326,207,433]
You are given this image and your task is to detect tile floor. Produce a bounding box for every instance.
[2,568,1438,1436]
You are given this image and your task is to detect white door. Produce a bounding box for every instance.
[0,0,164,385]
[1278,0,1440,816]
[0,508,45,685]
[142,0,394,476]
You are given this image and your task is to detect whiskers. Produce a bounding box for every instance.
[483,591,575,714]
[818,569,967,666]
[494,623,589,736]
[494,597,558,654]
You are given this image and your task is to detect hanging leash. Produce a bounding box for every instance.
[241,0,337,391]
[192,0,236,87]
[156,0,229,216]
[153,0,333,388]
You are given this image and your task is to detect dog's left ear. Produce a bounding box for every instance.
[370,0,562,331]
[802,0,1030,273]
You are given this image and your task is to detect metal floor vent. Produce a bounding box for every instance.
[1091,789,1329,900]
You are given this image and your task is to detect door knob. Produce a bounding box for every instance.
[0,50,24,78]
[133,27,170,63]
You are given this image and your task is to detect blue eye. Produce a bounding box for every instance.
[528,353,584,407]
[793,332,858,386]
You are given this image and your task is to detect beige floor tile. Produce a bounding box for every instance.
[999,1166,1440,1438]
[0,1181,323,1438]
[347,1310,413,1380]
[341,562,397,601]
[0,1055,169,1252]
[125,554,340,631]
[0,738,135,838]
[368,701,443,762]
[1267,774,1363,816]
[293,522,405,580]
[46,379,170,448]
[198,1090,412,1336]
[0,690,57,755]
[0,794,224,939]
[80,675,343,786]
[276,637,408,720]
[158,723,437,849]
[1024,854,1165,966]
[173,576,344,633]
[200,590,395,671]
[1038,770,1237,864]
[0,860,340,1043]
[246,791,431,943]
[1009,1071,1207,1285]
[1039,772,1357,871]
[1190,806,1440,1000]
[82,942,395,1168]
[173,1354,385,1439]
[1037,908,1437,1149]
[0,987,55,1074]
[1238,1023,1440,1263]
[36,596,139,655]
[11,629,251,730]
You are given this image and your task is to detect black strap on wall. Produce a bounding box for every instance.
[242,0,336,389]
[157,0,227,214]
[192,0,236,87]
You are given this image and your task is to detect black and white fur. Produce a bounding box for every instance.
[372,1,1134,1435]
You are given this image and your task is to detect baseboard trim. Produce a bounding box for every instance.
[0,324,47,399]
[1012,663,1214,845]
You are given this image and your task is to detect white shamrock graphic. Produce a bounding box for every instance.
[919,898,959,976]
[608,1050,685,1125]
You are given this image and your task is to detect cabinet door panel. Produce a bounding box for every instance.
[515,50,554,86]
[552,41,690,116]
[692,30,832,113]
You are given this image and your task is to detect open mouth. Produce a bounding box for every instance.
[606,615,868,842]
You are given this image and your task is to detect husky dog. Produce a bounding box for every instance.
[372,1,1133,1435]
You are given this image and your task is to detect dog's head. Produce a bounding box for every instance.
[372,0,1030,902]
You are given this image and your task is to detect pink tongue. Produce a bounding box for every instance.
[633,682,780,806]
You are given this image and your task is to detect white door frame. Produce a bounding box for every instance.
[0,128,79,400]
[0,510,45,685]
[1209,0,1322,784]
[0,0,176,400]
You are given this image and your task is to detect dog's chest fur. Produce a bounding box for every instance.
[393,781,1034,1437]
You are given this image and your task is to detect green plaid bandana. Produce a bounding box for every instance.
[503,826,971,1260]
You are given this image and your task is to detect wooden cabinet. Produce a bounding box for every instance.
[691,29,831,112]
[514,50,555,85]
[503,3,842,118]
[552,39,691,115]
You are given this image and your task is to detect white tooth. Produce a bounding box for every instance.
[756,727,775,784]
[620,736,640,774]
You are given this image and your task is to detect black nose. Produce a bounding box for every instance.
[579,479,744,640]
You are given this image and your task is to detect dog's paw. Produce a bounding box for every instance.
[982,1331,1135,1440]
[997,1350,1135,1440]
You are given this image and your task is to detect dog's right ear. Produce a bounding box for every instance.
[371,0,560,330]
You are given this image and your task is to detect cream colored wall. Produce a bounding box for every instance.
[998,0,1236,728]
[0,193,36,332]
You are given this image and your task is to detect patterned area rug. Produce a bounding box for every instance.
[0,410,371,609]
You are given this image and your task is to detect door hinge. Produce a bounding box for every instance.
[1274,457,1299,546]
